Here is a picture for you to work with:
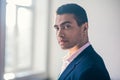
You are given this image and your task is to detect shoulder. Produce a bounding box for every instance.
[79,65,110,80]
[71,45,110,80]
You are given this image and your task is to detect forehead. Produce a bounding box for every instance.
[55,14,76,25]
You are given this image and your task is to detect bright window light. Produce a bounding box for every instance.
[6,4,16,27]
[6,0,32,6]
[4,73,15,80]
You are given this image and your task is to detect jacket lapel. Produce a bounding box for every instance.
[58,45,92,80]
[58,59,76,80]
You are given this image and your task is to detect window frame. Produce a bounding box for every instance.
[0,0,6,80]
[0,0,51,79]
[5,2,34,73]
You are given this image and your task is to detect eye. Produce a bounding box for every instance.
[64,24,71,29]
[54,26,59,31]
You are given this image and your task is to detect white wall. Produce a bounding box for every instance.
[33,0,49,74]
[49,0,120,80]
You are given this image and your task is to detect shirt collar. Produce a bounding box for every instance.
[62,42,91,63]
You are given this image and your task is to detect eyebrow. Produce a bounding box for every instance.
[54,21,71,28]
[61,21,71,26]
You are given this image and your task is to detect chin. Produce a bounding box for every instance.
[62,48,67,50]
[61,46,70,50]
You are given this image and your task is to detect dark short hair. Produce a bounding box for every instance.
[56,3,88,26]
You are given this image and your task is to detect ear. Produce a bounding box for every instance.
[83,22,88,32]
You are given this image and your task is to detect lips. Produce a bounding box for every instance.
[59,39,68,45]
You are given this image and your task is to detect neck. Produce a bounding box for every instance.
[69,40,89,55]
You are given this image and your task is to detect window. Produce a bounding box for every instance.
[4,0,48,79]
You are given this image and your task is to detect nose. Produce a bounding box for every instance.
[57,29,64,37]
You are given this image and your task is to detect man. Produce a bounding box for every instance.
[54,3,110,80]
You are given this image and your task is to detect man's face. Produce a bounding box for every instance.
[54,14,86,49]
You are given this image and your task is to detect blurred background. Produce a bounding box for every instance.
[0,0,120,80]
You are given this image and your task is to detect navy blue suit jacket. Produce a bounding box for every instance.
[58,45,110,80]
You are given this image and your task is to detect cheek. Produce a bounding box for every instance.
[73,32,83,42]
[68,32,81,41]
